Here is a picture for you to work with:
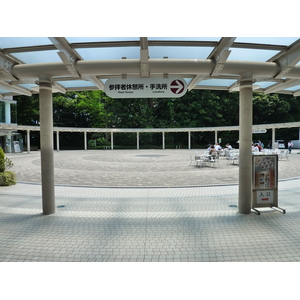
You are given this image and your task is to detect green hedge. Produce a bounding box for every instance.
[0,147,16,186]
[0,171,16,186]
[0,147,5,172]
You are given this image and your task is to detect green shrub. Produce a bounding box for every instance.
[88,139,97,149]
[0,147,16,186]
[0,171,16,186]
[0,147,5,172]
[0,147,14,170]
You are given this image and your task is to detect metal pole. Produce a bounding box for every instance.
[84,131,87,151]
[27,129,30,154]
[238,77,253,214]
[39,77,55,215]
[56,130,60,152]
[215,130,218,144]
[188,131,191,149]
[137,132,139,150]
[111,132,114,150]
[162,132,165,149]
[272,128,275,149]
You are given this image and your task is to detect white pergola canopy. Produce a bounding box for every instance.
[2,37,300,216]
[1,37,300,97]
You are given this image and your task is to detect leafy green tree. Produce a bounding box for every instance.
[12,88,300,149]
[53,91,113,128]
[15,94,40,125]
[253,93,291,124]
[106,98,151,128]
[151,90,239,128]
[53,93,79,127]
[74,91,110,128]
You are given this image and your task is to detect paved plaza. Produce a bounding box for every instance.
[1,149,300,262]
[6,149,300,187]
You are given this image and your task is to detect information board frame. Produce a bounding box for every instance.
[252,154,285,214]
[104,77,188,98]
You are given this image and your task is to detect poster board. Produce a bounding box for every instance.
[252,155,283,213]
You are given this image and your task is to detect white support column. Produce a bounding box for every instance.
[56,131,60,152]
[27,130,30,153]
[137,132,139,150]
[84,131,87,151]
[5,102,11,123]
[298,128,300,154]
[39,77,55,215]
[272,128,275,148]
[215,130,218,144]
[5,133,12,153]
[4,100,12,153]
[188,131,191,149]
[162,132,165,149]
[111,132,114,150]
[238,76,253,214]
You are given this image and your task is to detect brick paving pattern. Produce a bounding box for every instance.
[1,149,300,262]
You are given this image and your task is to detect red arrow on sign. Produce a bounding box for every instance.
[170,80,185,94]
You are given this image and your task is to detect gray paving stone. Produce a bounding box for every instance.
[1,150,300,262]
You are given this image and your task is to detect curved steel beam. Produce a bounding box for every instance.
[9,58,300,85]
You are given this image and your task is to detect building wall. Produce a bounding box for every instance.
[0,96,19,153]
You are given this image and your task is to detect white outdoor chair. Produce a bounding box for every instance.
[227,152,239,165]
[195,158,206,168]
[189,154,195,166]
[195,154,211,168]
[209,156,220,167]
[278,150,289,160]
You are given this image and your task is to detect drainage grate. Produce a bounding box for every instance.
[57,205,65,208]
[229,205,237,208]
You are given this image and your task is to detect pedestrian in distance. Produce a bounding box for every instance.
[267,140,272,149]
[258,140,264,149]
[288,140,294,154]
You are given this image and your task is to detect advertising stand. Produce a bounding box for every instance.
[252,154,286,215]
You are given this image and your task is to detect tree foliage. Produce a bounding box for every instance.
[253,93,291,124]
[15,89,300,148]
[14,94,40,125]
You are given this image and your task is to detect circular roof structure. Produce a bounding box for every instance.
[1,37,300,98]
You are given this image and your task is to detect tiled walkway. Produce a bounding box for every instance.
[1,150,300,262]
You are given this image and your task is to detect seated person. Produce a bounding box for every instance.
[209,145,217,159]
[215,143,222,151]
[226,143,232,150]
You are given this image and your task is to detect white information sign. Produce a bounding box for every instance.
[256,190,274,204]
[104,77,187,98]
[252,129,267,133]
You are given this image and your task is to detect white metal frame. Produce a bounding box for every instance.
[2,37,300,215]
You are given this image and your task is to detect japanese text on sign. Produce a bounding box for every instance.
[256,190,274,204]
[109,84,144,91]
[104,77,187,98]
[109,83,168,91]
